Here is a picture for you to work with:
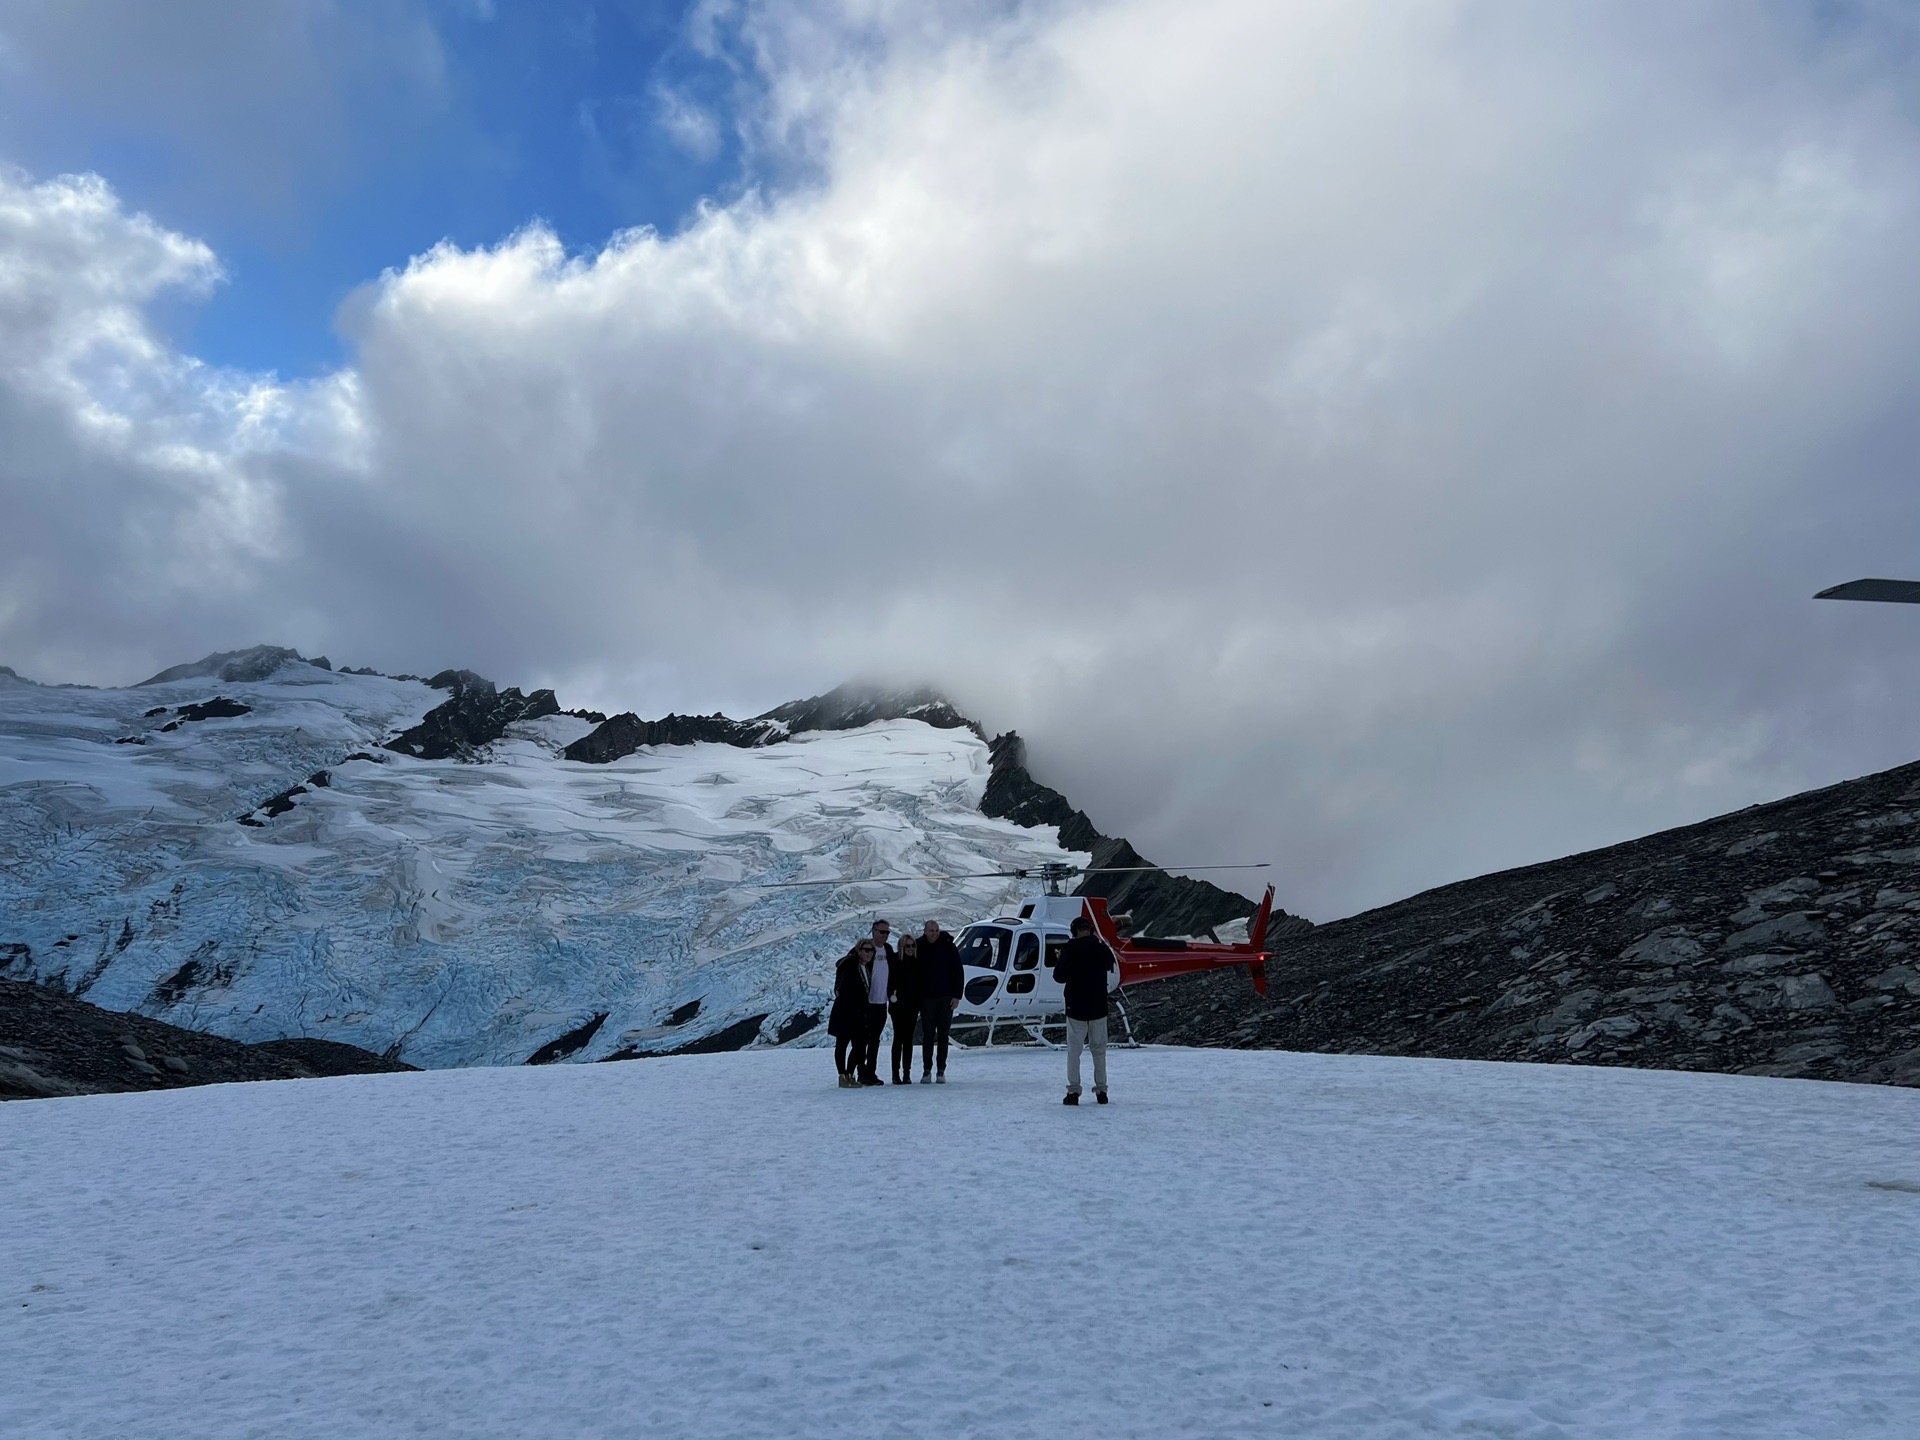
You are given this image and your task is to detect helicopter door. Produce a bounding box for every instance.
[956,925,1012,1011]
[1042,933,1070,1006]
[1004,931,1041,999]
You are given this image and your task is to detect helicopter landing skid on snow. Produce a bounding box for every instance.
[951,994,1140,1050]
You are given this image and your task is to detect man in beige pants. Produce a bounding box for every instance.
[1053,915,1117,1105]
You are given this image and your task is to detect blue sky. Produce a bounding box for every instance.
[1,0,747,376]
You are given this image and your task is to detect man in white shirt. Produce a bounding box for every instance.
[857,919,894,1086]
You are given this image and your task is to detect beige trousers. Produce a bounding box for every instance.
[1066,1016,1108,1095]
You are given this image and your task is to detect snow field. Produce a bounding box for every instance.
[4,1048,1918,1438]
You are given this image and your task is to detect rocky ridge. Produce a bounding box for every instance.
[384,669,562,761]
[1127,757,1920,1087]
[0,977,413,1101]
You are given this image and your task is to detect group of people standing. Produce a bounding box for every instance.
[828,919,965,1086]
[826,913,1120,1104]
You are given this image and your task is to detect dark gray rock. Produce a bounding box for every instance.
[602,1013,768,1060]
[525,1012,609,1065]
[755,683,978,736]
[563,711,783,764]
[385,672,561,761]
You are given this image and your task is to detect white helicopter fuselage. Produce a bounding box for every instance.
[952,893,1118,1021]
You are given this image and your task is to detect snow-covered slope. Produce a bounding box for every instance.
[3,1048,1916,1438]
[0,660,1081,1065]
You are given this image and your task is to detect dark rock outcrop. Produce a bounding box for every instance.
[0,977,413,1101]
[525,1012,609,1065]
[239,770,332,826]
[1126,758,1920,1088]
[563,711,784,764]
[385,671,561,761]
[756,682,979,736]
[602,1013,768,1060]
[981,732,1307,941]
[157,696,253,731]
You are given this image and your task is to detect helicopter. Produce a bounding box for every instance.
[767,859,1279,1045]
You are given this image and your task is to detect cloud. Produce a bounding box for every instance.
[3,0,1920,919]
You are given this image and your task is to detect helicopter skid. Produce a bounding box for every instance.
[950,1001,1139,1050]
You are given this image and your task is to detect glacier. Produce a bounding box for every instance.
[0,659,1083,1065]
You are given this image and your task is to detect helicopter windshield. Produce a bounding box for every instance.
[957,925,1011,971]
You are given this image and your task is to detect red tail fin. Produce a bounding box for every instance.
[1245,886,1274,951]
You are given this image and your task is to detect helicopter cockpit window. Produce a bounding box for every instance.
[1012,933,1039,970]
[1045,936,1068,972]
[958,926,1010,971]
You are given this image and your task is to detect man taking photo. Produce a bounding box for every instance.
[1054,914,1116,1105]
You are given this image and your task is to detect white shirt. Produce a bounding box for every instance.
[867,946,891,1004]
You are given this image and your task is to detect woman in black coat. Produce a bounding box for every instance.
[888,933,925,1084]
[827,940,874,1088]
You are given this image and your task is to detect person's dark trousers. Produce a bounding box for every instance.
[921,1002,953,1075]
[859,1003,888,1082]
[888,1001,920,1080]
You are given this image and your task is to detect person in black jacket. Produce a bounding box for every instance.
[827,939,874,1088]
[918,920,964,1083]
[888,933,925,1084]
[1055,915,1117,1104]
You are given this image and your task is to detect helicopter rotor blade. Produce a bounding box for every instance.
[1074,862,1272,875]
[754,870,1028,889]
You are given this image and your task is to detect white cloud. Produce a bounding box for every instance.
[3,0,1920,917]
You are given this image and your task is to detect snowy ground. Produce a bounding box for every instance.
[0,663,1079,1064]
[4,1048,1917,1439]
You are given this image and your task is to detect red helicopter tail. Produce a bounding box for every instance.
[1240,886,1274,995]
[1093,885,1276,996]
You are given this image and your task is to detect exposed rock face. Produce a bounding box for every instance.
[0,977,413,1100]
[602,1012,769,1060]
[757,683,979,736]
[385,671,561,761]
[157,696,252,731]
[981,732,1310,941]
[137,645,314,686]
[563,683,978,766]
[563,711,785,764]
[1127,759,1920,1088]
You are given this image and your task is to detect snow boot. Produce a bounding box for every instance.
[1063,1092,1079,1105]
[935,1071,947,1084]
[919,1069,932,1084]
[1096,1091,1109,1105]
[838,1073,856,1089]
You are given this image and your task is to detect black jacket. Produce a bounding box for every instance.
[1055,934,1117,1021]
[920,931,964,1000]
[827,949,870,1038]
[889,945,926,1007]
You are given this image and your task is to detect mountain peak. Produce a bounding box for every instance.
[755,682,978,737]
[137,646,331,687]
